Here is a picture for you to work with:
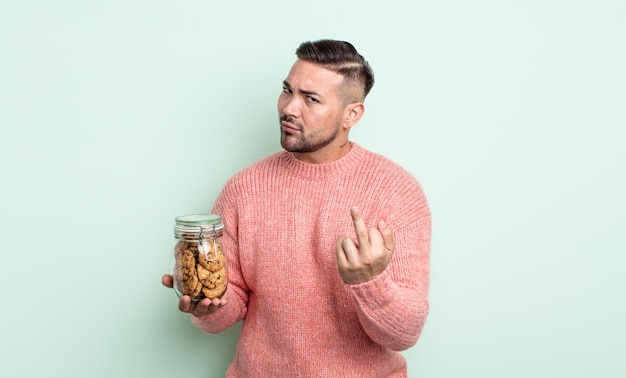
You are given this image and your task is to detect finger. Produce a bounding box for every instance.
[210,297,221,307]
[214,290,227,305]
[367,226,383,249]
[218,294,228,306]
[210,294,228,307]
[336,235,349,266]
[162,274,174,288]
[350,206,369,247]
[339,235,360,264]
[178,295,192,313]
[378,219,395,255]
[194,298,213,316]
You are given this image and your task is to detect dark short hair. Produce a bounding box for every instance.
[295,39,374,101]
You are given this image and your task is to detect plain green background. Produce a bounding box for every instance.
[1,0,625,377]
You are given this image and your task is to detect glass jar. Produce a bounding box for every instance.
[173,213,227,303]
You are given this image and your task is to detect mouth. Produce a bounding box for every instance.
[280,120,301,133]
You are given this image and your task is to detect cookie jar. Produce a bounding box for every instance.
[173,213,227,303]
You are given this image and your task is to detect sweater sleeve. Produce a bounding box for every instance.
[189,181,249,333]
[348,214,431,351]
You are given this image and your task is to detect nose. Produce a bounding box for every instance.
[279,93,300,118]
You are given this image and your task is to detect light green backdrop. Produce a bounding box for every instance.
[1,0,625,377]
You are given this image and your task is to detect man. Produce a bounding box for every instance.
[162,39,431,377]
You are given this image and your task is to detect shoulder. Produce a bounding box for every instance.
[357,145,422,188]
[221,150,286,191]
[213,151,286,212]
[355,145,430,220]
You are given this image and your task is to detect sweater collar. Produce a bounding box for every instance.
[280,142,366,181]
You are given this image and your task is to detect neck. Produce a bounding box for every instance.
[294,140,352,164]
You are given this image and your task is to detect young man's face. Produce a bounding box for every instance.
[278,60,348,158]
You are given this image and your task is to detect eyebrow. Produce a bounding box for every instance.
[283,80,322,98]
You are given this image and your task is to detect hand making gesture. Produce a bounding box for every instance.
[336,206,396,285]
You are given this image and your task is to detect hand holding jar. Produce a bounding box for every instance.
[162,213,228,317]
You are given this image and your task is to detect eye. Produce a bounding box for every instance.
[306,96,319,103]
[282,87,292,94]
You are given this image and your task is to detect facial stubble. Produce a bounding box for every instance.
[279,116,342,153]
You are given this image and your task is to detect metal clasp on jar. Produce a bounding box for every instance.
[198,225,218,262]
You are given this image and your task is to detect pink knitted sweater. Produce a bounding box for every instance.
[192,143,431,377]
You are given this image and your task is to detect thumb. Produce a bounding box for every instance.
[162,274,174,288]
[378,220,395,256]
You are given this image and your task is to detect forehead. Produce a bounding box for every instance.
[285,60,344,95]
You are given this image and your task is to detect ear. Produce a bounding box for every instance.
[342,102,365,130]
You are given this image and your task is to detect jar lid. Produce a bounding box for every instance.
[174,213,223,238]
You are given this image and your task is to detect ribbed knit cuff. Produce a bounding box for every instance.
[349,267,395,307]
